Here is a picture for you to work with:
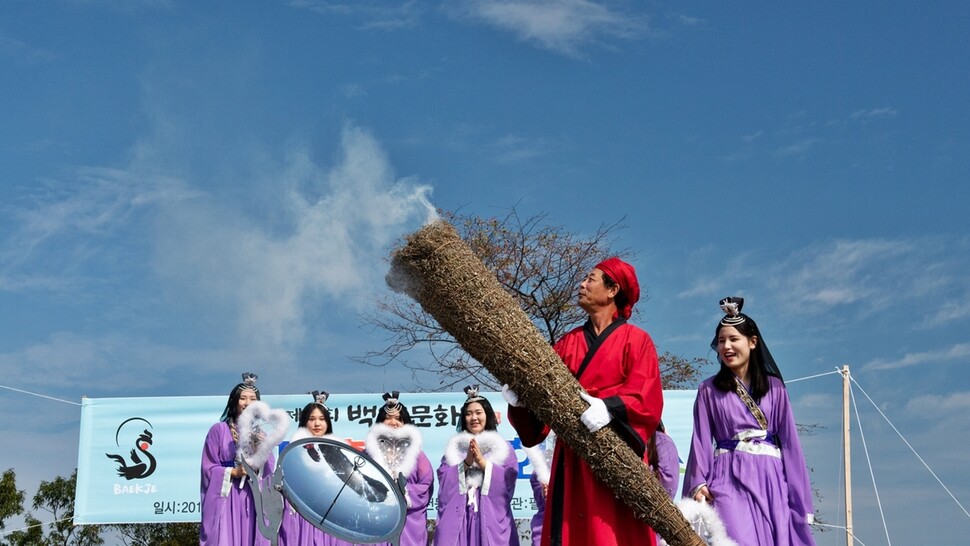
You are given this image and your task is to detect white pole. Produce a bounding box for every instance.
[842,364,854,546]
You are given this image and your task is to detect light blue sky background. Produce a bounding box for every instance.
[2,2,968,544]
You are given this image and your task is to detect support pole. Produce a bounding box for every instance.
[842,364,854,546]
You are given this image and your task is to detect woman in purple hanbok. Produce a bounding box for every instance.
[277,390,349,546]
[683,297,816,546]
[434,386,520,546]
[648,421,679,500]
[200,372,274,546]
[523,433,554,546]
[365,391,434,546]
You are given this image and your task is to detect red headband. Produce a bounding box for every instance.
[594,257,640,319]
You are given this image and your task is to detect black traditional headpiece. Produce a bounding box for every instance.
[719,297,746,326]
[309,390,330,412]
[382,391,403,417]
[463,385,485,403]
[237,372,259,393]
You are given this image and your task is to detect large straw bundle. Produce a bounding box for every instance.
[387,220,703,546]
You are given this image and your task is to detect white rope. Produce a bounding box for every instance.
[813,522,871,546]
[0,384,81,406]
[785,369,843,384]
[0,516,75,538]
[849,382,893,546]
[849,376,970,520]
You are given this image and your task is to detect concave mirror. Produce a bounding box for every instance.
[279,437,407,544]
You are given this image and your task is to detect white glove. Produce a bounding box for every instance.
[501,384,522,407]
[579,391,611,432]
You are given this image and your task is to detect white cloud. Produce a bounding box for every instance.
[153,125,436,349]
[289,0,423,30]
[673,234,970,340]
[491,133,552,163]
[0,332,247,395]
[864,343,970,371]
[904,391,970,413]
[0,168,199,276]
[448,0,645,57]
[0,32,55,64]
[851,107,898,121]
[766,239,920,316]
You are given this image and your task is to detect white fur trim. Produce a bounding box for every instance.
[236,401,290,469]
[674,498,738,546]
[365,423,423,478]
[523,432,556,486]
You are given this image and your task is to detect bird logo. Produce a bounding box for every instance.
[105,417,157,480]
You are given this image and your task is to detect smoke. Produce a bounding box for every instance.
[154,124,437,350]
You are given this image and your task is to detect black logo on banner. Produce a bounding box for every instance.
[105,417,157,480]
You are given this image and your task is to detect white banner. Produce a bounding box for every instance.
[75,391,696,524]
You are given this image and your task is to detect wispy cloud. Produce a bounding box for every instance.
[864,343,970,371]
[0,169,199,276]
[289,0,423,30]
[851,107,898,121]
[677,236,970,331]
[0,332,243,394]
[490,133,552,163]
[447,0,646,57]
[0,33,55,64]
[732,106,898,160]
[774,138,819,157]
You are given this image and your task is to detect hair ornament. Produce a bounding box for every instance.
[382,391,403,416]
[240,372,259,391]
[309,390,332,416]
[719,296,747,326]
[463,385,485,402]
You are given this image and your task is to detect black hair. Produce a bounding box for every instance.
[459,397,499,433]
[220,384,260,423]
[298,402,334,433]
[601,271,628,316]
[376,404,413,425]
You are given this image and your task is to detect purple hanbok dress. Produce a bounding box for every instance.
[200,421,274,546]
[528,475,545,546]
[434,431,520,546]
[683,376,815,546]
[653,430,680,499]
[277,430,351,546]
[365,423,434,546]
[522,435,553,546]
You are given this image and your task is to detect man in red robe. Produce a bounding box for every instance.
[505,257,663,546]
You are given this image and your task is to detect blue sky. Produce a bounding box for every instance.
[2,1,969,544]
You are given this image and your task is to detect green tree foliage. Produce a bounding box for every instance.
[361,208,710,389]
[3,469,103,546]
[0,469,25,532]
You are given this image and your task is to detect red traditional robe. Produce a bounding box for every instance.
[509,319,663,546]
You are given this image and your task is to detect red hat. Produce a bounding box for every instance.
[594,257,640,319]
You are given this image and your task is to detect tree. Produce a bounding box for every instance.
[9,470,103,546]
[0,469,25,533]
[361,208,710,390]
[107,522,200,546]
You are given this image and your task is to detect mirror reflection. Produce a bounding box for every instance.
[280,437,406,543]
